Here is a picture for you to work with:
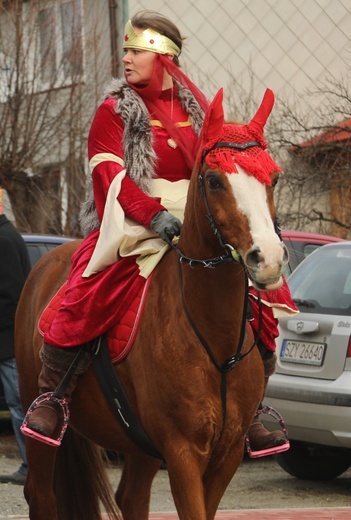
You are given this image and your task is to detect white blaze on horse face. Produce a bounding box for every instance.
[226,167,285,277]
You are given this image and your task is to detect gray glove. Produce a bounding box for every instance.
[150,210,182,244]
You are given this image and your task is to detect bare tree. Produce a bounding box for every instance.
[269,74,351,239]
[221,62,351,238]
[0,0,110,235]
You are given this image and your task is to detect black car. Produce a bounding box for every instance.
[22,233,76,267]
[0,234,75,411]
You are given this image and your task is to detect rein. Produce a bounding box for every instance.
[176,258,262,433]
[172,139,263,434]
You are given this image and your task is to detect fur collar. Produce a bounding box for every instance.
[79,79,205,236]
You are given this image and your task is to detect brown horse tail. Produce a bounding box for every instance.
[54,427,121,520]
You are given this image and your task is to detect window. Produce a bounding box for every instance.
[38,6,57,84]
[0,12,15,103]
[25,0,84,89]
[0,52,13,103]
[60,1,83,79]
[289,246,351,315]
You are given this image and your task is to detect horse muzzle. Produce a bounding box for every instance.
[244,242,288,291]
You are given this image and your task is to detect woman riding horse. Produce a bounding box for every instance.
[21,10,294,456]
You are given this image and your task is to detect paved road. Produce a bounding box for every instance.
[149,510,351,519]
[3,508,351,519]
[1,425,351,520]
[150,511,351,519]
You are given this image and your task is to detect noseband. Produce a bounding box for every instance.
[172,140,260,268]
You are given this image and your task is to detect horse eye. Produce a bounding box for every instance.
[206,173,223,190]
[271,174,280,188]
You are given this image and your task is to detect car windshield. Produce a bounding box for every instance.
[288,244,351,315]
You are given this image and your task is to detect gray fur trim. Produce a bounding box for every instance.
[79,176,99,237]
[40,343,90,375]
[177,82,205,136]
[107,78,157,193]
[79,79,205,237]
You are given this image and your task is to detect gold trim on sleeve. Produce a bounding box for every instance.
[89,153,125,172]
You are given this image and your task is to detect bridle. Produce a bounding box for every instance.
[170,139,264,432]
[171,140,261,268]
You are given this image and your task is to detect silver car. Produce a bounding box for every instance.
[264,241,351,480]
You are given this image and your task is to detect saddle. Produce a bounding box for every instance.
[38,275,152,363]
[29,274,162,455]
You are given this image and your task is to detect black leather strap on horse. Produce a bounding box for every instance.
[88,335,164,461]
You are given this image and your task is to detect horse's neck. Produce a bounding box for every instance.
[177,196,250,360]
[180,260,248,361]
[182,262,247,317]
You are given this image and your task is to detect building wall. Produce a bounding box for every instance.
[125,0,351,115]
[2,1,350,234]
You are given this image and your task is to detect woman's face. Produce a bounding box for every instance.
[122,48,156,86]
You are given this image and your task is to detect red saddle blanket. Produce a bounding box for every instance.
[38,276,152,363]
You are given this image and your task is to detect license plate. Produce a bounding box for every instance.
[280,340,326,366]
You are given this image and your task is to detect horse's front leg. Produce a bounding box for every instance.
[203,442,245,519]
[115,453,161,520]
[166,448,208,520]
[24,440,58,520]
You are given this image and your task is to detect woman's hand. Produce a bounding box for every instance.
[150,211,182,244]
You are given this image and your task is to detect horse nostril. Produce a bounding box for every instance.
[245,246,262,268]
[282,243,289,265]
[246,243,288,269]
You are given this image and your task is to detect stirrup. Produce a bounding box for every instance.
[245,405,290,459]
[21,392,70,447]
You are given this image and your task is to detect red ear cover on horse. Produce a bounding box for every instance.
[249,88,275,134]
[201,88,224,141]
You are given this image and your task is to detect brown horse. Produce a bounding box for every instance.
[15,88,288,520]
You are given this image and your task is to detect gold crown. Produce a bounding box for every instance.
[123,20,181,57]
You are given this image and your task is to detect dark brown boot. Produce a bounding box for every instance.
[246,350,289,456]
[27,401,62,438]
[22,343,90,445]
[247,414,287,451]
[26,362,79,438]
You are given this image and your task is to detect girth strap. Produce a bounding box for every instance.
[89,335,164,460]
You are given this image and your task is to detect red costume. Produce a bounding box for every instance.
[45,82,298,350]
[249,279,298,352]
[45,54,297,352]
[45,87,200,347]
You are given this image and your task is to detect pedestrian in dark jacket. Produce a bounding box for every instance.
[0,206,31,485]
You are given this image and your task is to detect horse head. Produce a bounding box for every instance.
[182,87,288,291]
